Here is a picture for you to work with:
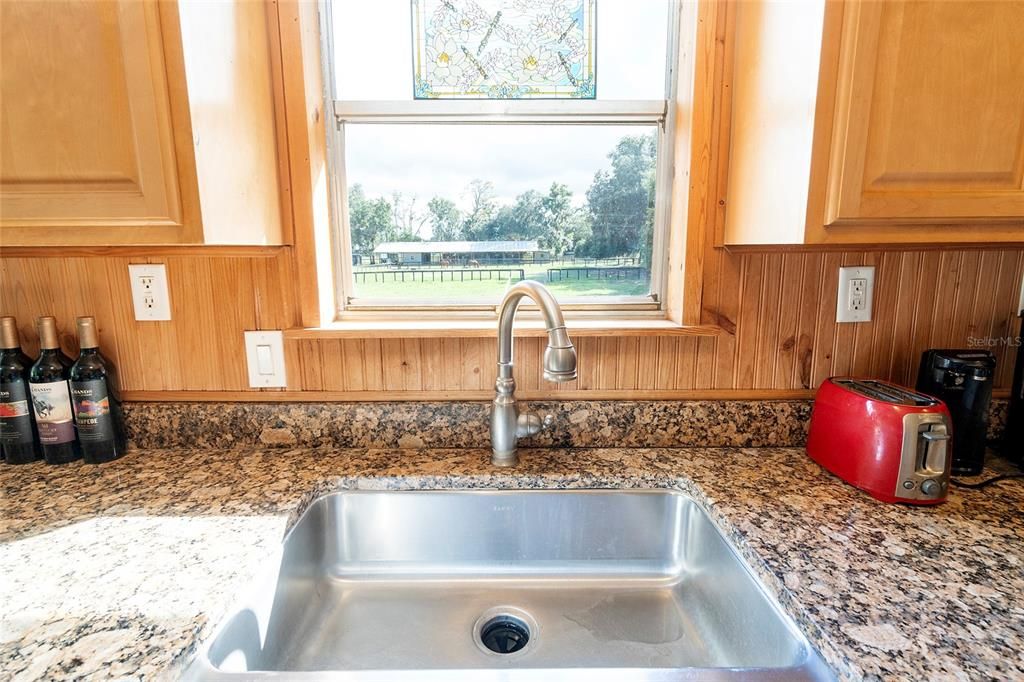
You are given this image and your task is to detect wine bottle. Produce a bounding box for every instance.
[69,317,125,464]
[0,317,41,464]
[29,316,81,464]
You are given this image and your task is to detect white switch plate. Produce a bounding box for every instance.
[244,331,287,388]
[128,264,171,321]
[836,266,875,323]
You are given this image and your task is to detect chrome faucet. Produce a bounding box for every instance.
[491,281,577,466]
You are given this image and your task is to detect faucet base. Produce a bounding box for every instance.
[491,451,518,467]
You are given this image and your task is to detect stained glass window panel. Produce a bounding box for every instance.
[411,0,597,99]
[330,1,668,101]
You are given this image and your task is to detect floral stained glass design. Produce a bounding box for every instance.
[412,0,596,99]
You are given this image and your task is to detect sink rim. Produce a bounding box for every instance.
[185,487,835,681]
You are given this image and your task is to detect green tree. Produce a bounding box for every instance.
[427,197,463,241]
[640,170,656,267]
[390,192,428,241]
[462,179,497,240]
[540,182,590,257]
[582,134,657,260]
[347,184,392,253]
[485,190,546,241]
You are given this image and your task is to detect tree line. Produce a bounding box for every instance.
[348,132,657,262]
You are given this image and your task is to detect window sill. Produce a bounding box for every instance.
[283,317,724,340]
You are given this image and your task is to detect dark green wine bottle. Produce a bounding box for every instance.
[69,317,125,464]
[0,317,41,464]
[29,316,81,465]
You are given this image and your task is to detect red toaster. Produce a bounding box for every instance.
[806,378,953,505]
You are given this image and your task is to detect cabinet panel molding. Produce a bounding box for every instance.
[0,0,202,244]
[812,0,1024,241]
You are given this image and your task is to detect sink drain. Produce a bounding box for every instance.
[473,607,537,657]
[479,615,531,654]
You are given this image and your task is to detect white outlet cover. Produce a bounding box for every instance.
[244,331,287,388]
[128,264,171,321]
[836,266,875,323]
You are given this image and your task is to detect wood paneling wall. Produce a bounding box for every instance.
[0,249,297,392]
[2,246,1021,399]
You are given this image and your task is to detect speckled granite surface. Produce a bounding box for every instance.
[121,400,815,450]
[1,447,1021,681]
[121,399,1010,451]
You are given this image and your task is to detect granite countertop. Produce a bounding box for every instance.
[1,447,1022,682]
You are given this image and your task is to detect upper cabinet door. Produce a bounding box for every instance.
[0,0,201,244]
[813,0,1024,240]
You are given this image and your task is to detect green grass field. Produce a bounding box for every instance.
[352,262,650,301]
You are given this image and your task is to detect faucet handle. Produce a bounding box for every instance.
[515,412,556,439]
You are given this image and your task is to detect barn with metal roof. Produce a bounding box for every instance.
[372,240,544,265]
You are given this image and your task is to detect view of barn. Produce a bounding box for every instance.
[347,133,657,301]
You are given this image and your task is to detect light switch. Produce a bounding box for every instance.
[256,345,274,375]
[244,331,287,388]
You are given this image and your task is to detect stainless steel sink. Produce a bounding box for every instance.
[186,490,833,680]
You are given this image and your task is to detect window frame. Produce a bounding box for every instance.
[319,0,682,320]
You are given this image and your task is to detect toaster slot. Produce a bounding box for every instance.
[835,379,939,406]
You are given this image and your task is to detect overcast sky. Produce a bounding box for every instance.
[332,1,670,213]
[344,124,653,210]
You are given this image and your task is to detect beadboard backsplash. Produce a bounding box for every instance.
[1,247,1022,399]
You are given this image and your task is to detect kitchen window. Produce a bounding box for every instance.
[321,0,679,314]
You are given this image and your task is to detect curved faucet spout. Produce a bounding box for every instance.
[496,280,577,382]
[491,281,577,467]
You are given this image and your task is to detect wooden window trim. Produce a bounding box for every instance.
[270,0,337,328]
[284,317,724,341]
[272,0,717,334]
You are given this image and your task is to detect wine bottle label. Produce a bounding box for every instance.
[70,379,115,443]
[0,381,34,445]
[29,380,76,444]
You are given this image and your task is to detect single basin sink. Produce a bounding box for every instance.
[186,490,833,680]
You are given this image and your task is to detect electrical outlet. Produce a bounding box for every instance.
[244,331,287,388]
[128,264,171,321]
[836,266,875,323]
[849,278,868,311]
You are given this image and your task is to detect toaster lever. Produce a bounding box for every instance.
[920,425,950,474]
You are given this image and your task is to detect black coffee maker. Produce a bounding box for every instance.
[1005,315,1023,466]
[916,349,996,475]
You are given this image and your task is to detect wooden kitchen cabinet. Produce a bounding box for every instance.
[807,0,1024,243]
[0,0,285,246]
[0,0,202,244]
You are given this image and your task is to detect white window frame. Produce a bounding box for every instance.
[319,0,681,319]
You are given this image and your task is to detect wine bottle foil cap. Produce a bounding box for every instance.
[76,316,99,349]
[0,316,19,350]
[36,316,60,350]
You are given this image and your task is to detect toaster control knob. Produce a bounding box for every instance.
[921,479,941,496]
